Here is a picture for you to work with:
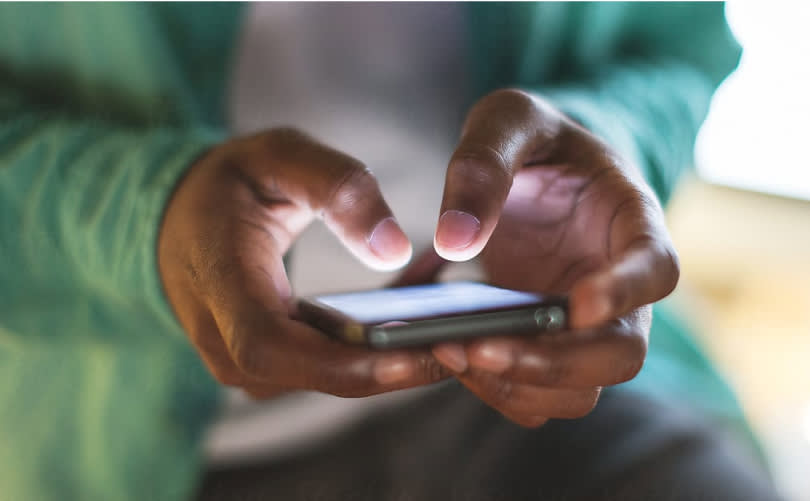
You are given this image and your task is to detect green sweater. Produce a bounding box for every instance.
[0,3,743,500]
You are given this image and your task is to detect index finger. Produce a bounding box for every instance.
[435,89,563,261]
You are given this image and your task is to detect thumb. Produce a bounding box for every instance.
[246,129,414,271]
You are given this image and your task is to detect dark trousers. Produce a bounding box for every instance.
[197,381,782,501]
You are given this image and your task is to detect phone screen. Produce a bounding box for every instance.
[312,281,544,324]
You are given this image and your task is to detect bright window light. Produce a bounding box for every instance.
[695,1,810,201]
[804,402,810,445]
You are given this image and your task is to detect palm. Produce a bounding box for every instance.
[481,164,631,295]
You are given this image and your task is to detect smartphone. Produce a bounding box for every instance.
[296,281,568,349]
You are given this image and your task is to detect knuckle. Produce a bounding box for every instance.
[617,356,645,384]
[330,387,375,398]
[478,88,537,115]
[207,364,244,387]
[305,361,365,397]
[538,357,567,386]
[514,414,549,429]
[559,391,600,419]
[447,150,514,210]
[467,88,542,135]
[630,231,680,301]
[662,245,681,295]
[207,254,241,292]
[634,304,654,332]
[326,161,377,212]
[264,126,309,155]
[452,144,512,180]
[613,335,648,384]
[188,222,225,277]
[310,365,344,394]
[419,356,453,384]
[212,150,249,179]
[627,184,663,218]
[490,377,516,405]
[190,235,244,301]
[639,236,680,301]
[243,387,273,400]
[228,329,266,379]
[627,331,649,363]
[609,284,632,318]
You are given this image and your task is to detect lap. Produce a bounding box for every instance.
[196,381,782,501]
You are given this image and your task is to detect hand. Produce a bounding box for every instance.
[430,89,680,426]
[158,128,448,399]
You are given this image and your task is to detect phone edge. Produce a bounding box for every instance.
[368,305,567,349]
[295,297,369,345]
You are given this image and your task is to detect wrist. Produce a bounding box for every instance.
[146,129,223,334]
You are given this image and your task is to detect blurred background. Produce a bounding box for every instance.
[668,2,810,500]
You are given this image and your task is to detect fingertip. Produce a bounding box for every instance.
[366,217,413,271]
[569,273,613,329]
[367,249,413,272]
[521,416,550,429]
[435,210,480,250]
[434,210,482,262]
[372,354,417,385]
[433,241,483,262]
[432,343,468,373]
[467,339,514,374]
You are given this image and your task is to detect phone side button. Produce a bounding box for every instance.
[368,328,391,349]
[534,306,566,330]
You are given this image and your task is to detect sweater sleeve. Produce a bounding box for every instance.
[0,5,237,499]
[543,61,724,206]
[0,107,219,338]
[0,3,234,340]
[546,2,741,205]
[471,2,742,205]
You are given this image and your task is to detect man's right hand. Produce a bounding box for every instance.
[158,128,449,399]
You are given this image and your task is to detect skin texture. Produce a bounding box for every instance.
[158,128,451,399]
[158,89,679,425]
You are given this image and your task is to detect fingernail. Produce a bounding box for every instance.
[471,343,513,373]
[436,210,480,250]
[373,355,414,385]
[368,217,411,261]
[433,343,468,373]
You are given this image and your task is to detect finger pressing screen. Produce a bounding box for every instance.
[436,90,566,262]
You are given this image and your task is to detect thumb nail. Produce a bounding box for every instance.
[369,217,411,262]
[435,210,480,251]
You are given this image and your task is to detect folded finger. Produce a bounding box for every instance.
[461,308,650,388]
[458,370,601,426]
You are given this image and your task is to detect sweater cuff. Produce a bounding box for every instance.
[133,127,222,337]
[543,88,648,183]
